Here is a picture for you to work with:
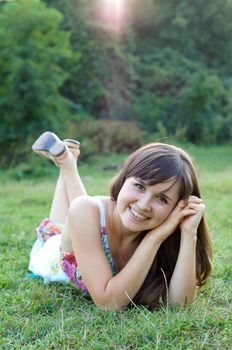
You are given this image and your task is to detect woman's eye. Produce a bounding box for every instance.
[134,183,145,191]
[158,196,168,204]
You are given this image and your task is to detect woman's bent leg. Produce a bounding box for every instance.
[49,174,69,224]
[58,149,87,204]
[49,146,87,224]
[32,132,88,250]
[56,150,88,251]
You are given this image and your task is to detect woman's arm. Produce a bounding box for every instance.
[65,196,163,309]
[64,196,198,309]
[168,233,197,305]
[168,198,205,305]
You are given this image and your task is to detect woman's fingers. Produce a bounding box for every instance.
[186,195,202,204]
[180,202,205,216]
[177,196,204,211]
[186,202,205,211]
[180,208,198,217]
[175,196,201,212]
[151,197,206,243]
[180,201,205,234]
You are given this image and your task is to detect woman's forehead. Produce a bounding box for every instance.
[149,178,179,191]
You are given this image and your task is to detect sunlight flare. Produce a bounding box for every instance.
[98,0,126,32]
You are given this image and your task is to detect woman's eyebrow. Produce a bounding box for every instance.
[159,192,173,202]
[134,177,146,185]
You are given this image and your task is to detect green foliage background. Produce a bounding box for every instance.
[0,0,232,166]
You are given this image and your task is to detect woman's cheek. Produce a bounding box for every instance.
[156,204,173,223]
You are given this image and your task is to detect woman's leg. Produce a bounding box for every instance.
[54,149,88,251]
[58,149,87,203]
[49,174,69,224]
[32,132,87,250]
[49,146,87,224]
[50,150,87,223]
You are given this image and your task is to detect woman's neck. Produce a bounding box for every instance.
[103,198,141,270]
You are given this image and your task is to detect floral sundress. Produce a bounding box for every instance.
[28,198,116,293]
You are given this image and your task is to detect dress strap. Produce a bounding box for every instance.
[94,197,106,228]
[94,197,116,275]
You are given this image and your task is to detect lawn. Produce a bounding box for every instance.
[0,144,231,349]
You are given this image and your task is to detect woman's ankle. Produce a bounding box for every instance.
[56,148,77,171]
[63,140,80,161]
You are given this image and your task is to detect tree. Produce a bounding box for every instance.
[129,0,232,142]
[44,0,232,144]
[45,0,137,120]
[0,0,74,165]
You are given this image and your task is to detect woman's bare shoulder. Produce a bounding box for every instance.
[70,195,98,208]
[68,196,100,223]
[68,195,114,235]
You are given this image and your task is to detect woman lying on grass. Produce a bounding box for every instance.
[29,131,212,310]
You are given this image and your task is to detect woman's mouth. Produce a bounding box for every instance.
[129,207,148,221]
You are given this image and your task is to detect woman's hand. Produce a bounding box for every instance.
[148,196,204,243]
[180,196,205,236]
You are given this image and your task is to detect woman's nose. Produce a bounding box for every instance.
[137,194,152,211]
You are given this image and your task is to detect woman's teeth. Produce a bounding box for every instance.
[130,207,147,220]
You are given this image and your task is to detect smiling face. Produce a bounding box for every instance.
[116,177,180,233]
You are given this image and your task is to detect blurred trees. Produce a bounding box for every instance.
[0,0,232,165]
[45,0,232,143]
[0,0,73,165]
[45,0,136,120]
[129,0,232,142]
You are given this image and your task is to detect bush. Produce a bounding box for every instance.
[0,0,74,167]
[133,48,232,144]
[68,119,146,159]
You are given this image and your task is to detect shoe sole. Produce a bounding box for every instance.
[32,131,66,157]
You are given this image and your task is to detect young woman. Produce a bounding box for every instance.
[29,131,212,310]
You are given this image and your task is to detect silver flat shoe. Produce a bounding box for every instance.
[32,131,66,161]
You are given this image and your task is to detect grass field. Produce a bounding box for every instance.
[0,144,231,349]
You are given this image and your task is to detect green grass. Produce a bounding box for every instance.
[0,145,232,349]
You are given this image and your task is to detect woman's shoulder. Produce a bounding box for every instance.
[68,196,114,229]
[67,197,101,240]
[70,195,110,208]
[69,195,99,213]
[68,195,111,220]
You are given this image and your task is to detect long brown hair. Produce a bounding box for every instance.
[110,143,212,309]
